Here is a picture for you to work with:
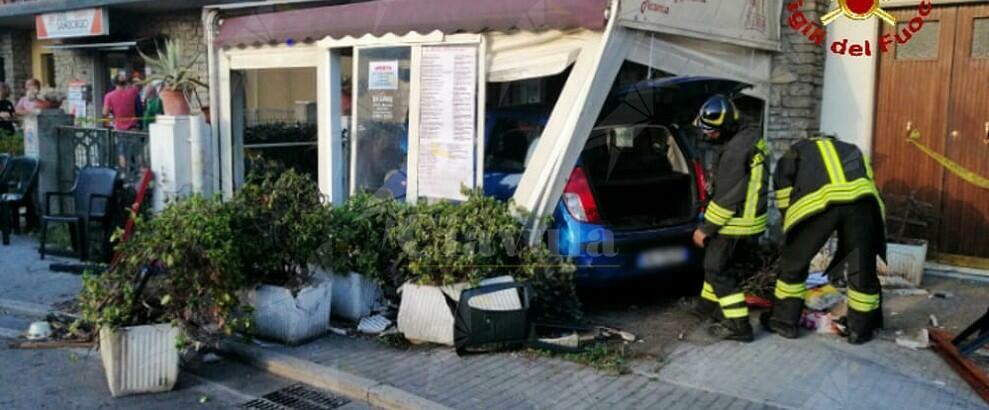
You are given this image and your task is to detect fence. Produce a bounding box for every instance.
[55,126,150,193]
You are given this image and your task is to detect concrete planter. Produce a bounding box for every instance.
[99,324,179,397]
[397,276,520,345]
[881,240,928,287]
[248,280,332,345]
[331,272,383,322]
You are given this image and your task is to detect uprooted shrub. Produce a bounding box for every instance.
[315,191,405,290]
[80,195,253,346]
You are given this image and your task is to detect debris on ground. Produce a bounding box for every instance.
[880,275,917,289]
[26,321,52,340]
[800,311,844,334]
[806,271,829,288]
[328,326,350,336]
[805,285,844,311]
[200,352,222,363]
[929,314,940,328]
[745,295,772,309]
[357,314,392,334]
[931,291,955,299]
[599,326,636,343]
[896,328,930,350]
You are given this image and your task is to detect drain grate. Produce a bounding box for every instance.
[241,383,351,410]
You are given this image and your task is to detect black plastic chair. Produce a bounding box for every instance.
[40,167,119,261]
[0,156,40,245]
[0,154,10,175]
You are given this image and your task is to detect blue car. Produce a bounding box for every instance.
[387,76,750,286]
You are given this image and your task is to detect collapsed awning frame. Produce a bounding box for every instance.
[210,0,777,242]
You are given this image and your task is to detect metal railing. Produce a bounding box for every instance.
[55,126,150,192]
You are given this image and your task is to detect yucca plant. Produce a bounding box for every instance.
[139,39,207,115]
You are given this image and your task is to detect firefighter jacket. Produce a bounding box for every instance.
[773,136,886,233]
[699,125,770,237]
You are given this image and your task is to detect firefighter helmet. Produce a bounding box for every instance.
[695,95,740,135]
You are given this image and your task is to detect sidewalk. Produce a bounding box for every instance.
[1,235,987,409]
[235,327,987,410]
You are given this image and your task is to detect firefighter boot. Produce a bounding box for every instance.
[708,318,754,342]
[761,297,803,339]
[846,307,883,345]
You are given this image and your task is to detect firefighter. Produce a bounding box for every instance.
[763,134,886,344]
[691,95,770,342]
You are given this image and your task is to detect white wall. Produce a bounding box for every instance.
[819,18,879,155]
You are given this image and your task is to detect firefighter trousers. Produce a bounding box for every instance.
[700,236,755,328]
[770,199,884,336]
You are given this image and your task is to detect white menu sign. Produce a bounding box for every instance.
[417,46,478,201]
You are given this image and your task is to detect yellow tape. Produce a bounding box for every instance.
[907,138,989,190]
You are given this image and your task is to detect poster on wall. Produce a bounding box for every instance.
[417,46,478,201]
[67,79,88,118]
[368,60,399,90]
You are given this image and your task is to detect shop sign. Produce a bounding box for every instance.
[619,0,782,51]
[36,8,109,40]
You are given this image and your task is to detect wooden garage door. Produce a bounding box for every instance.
[874,4,989,264]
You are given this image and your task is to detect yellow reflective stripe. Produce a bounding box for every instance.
[774,280,807,300]
[847,289,880,312]
[707,201,734,219]
[863,155,875,180]
[718,214,768,236]
[701,282,718,302]
[722,307,749,319]
[775,187,792,201]
[783,178,884,231]
[824,141,848,183]
[848,298,880,312]
[744,155,763,219]
[719,293,746,307]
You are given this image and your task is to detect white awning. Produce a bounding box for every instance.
[484,29,599,83]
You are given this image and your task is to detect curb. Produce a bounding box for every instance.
[223,340,452,410]
[0,298,56,319]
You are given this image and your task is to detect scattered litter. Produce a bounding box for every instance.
[929,314,940,328]
[891,312,899,316]
[251,339,276,348]
[357,315,392,334]
[880,275,916,289]
[599,327,636,342]
[895,330,904,336]
[888,288,929,296]
[931,291,954,299]
[896,328,930,350]
[200,353,222,363]
[933,380,947,387]
[199,395,209,403]
[745,295,772,309]
[806,272,829,288]
[805,285,844,311]
[535,332,580,350]
[800,311,842,334]
[26,321,52,341]
[328,326,349,336]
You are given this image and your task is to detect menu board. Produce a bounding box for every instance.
[417,46,477,200]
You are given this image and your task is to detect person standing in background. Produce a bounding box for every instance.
[102,75,141,131]
[0,83,16,135]
[14,79,42,116]
[141,81,163,130]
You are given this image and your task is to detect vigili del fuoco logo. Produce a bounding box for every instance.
[787,0,933,57]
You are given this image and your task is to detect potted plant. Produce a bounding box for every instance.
[314,192,405,322]
[139,39,207,115]
[79,196,251,397]
[388,189,532,345]
[234,170,335,344]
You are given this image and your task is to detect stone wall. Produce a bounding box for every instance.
[0,30,34,97]
[765,0,830,242]
[766,0,830,159]
[119,11,208,110]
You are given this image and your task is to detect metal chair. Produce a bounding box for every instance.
[40,167,119,261]
[0,156,40,245]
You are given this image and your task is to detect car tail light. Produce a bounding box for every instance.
[693,160,709,209]
[562,166,601,224]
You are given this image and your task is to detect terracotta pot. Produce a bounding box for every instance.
[160,89,191,115]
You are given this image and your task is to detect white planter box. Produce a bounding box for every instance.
[331,272,383,322]
[248,280,332,345]
[881,240,928,287]
[99,324,179,397]
[398,276,521,345]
